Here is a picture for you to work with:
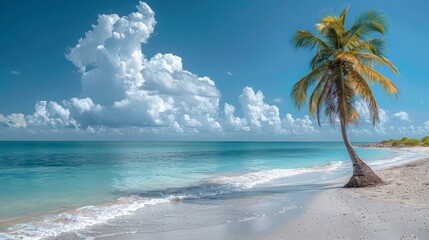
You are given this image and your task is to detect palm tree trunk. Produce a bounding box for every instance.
[340,119,384,188]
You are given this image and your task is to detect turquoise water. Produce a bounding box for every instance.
[0,141,391,238]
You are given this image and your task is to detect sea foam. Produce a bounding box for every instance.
[1,161,343,240]
[213,161,343,188]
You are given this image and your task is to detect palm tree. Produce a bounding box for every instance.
[291,7,399,187]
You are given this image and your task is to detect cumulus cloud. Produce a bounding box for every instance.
[354,100,389,133]
[238,87,282,131]
[4,2,404,139]
[392,111,410,121]
[351,101,429,137]
[393,120,429,136]
[16,2,317,136]
[283,114,317,134]
[374,108,390,134]
[224,87,316,135]
[224,87,281,133]
[0,113,27,128]
[355,100,371,123]
[21,2,223,134]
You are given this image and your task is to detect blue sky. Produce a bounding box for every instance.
[0,0,428,140]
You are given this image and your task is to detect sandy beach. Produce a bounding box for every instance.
[2,146,429,240]
[49,148,429,240]
[262,157,429,240]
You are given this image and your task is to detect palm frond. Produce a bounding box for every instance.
[309,72,329,117]
[355,53,399,74]
[347,9,388,40]
[290,64,327,109]
[324,66,343,125]
[337,67,357,124]
[339,6,350,30]
[324,24,342,50]
[360,65,399,95]
[335,52,399,96]
[348,68,379,124]
[294,30,334,53]
[316,15,339,33]
[348,38,387,57]
[310,50,333,69]
[316,77,332,126]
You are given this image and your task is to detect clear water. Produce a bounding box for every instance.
[0,141,392,239]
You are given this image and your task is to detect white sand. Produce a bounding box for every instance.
[262,158,429,240]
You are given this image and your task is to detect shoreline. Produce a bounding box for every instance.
[60,147,428,240]
[262,156,429,240]
[2,146,427,239]
[356,143,429,149]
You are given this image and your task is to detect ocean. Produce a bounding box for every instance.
[0,141,415,239]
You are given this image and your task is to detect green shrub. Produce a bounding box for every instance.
[382,137,429,147]
[391,140,402,147]
[404,139,420,146]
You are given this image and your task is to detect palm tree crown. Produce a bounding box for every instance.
[291,7,399,127]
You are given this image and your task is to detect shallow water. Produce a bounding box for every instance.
[0,141,398,239]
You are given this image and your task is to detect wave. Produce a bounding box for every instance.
[2,197,170,240]
[368,149,421,167]
[211,161,343,188]
[1,161,343,240]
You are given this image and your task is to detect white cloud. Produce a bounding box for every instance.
[224,103,248,131]
[354,100,389,134]
[67,97,101,114]
[392,111,410,121]
[2,2,413,140]
[0,113,27,128]
[283,113,317,134]
[272,98,283,103]
[26,101,78,128]
[374,108,389,134]
[21,2,223,134]
[0,2,319,137]
[394,121,429,136]
[11,70,21,76]
[379,109,389,123]
[349,128,373,135]
[239,87,282,129]
[65,2,155,105]
[352,102,428,137]
[223,87,316,135]
[355,100,371,123]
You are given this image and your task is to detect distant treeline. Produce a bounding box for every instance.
[381,137,429,147]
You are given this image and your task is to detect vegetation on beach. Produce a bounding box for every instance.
[381,136,429,147]
[291,7,399,187]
